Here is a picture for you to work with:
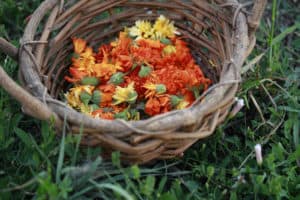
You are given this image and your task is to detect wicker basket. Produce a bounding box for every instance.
[0,0,266,164]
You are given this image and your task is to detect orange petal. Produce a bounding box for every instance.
[72,37,87,54]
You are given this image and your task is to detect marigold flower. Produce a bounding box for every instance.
[113,83,138,105]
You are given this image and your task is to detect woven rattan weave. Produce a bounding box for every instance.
[0,0,266,163]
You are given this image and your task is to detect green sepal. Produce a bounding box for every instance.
[109,72,125,85]
[114,108,129,120]
[160,38,172,45]
[156,84,167,94]
[91,90,102,105]
[81,77,100,86]
[90,104,100,111]
[191,85,204,99]
[127,91,138,104]
[80,91,92,106]
[170,95,183,107]
[138,65,152,78]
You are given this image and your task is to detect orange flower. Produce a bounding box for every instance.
[72,47,96,76]
[72,37,87,54]
[97,84,116,106]
[91,109,114,120]
[145,95,170,116]
[64,67,88,83]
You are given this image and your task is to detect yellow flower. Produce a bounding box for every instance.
[153,15,177,39]
[65,85,94,108]
[113,83,138,105]
[176,100,189,110]
[129,20,154,39]
[143,83,166,98]
[163,45,176,55]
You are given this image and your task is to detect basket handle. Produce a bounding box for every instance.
[0,37,18,61]
[248,0,267,33]
[0,37,61,124]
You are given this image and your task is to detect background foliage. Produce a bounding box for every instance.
[0,1,299,199]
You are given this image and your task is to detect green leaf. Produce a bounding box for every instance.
[142,176,156,196]
[80,91,92,106]
[157,176,167,194]
[109,72,124,85]
[130,165,140,179]
[81,77,100,86]
[270,22,300,47]
[89,181,134,200]
[158,192,177,200]
[91,90,102,105]
[207,166,215,178]
[156,84,167,94]
[14,128,34,148]
[112,151,121,167]
[138,65,152,78]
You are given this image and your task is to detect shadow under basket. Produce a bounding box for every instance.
[0,0,266,164]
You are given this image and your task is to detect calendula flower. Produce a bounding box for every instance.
[92,109,115,120]
[64,67,88,83]
[113,83,138,105]
[129,20,153,39]
[72,37,87,54]
[153,15,177,39]
[143,83,167,98]
[176,100,190,110]
[72,47,96,76]
[65,85,94,108]
[94,62,122,80]
[145,95,170,116]
[163,45,176,55]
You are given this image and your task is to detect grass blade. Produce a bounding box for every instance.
[89,180,134,200]
[56,115,67,183]
[270,23,300,47]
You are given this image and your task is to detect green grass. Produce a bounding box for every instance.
[0,1,299,199]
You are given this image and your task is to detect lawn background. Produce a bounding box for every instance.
[0,1,299,199]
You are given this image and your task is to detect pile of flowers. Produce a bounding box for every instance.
[64,15,211,120]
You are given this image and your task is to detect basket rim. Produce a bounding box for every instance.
[17,0,259,136]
